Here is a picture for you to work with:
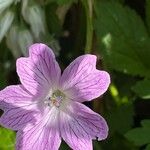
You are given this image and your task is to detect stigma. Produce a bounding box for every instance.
[44,90,66,108]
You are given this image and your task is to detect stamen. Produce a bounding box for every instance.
[45,90,65,108]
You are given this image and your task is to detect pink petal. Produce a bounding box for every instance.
[16,43,61,96]
[0,85,39,130]
[59,102,108,150]
[16,107,61,150]
[60,55,110,102]
[0,85,34,109]
[60,112,93,150]
[0,108,38,130]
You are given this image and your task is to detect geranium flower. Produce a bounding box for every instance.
[0,43,110,150]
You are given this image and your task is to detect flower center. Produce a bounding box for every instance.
[45,90,66,108]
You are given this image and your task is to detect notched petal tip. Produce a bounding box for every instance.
[28,43,55,58]
[98,70,111,95]
[16,42,61,96]
[60,54,97,89]
[77,54,97,66]
[16,57,27,70]
[60,53,111,102]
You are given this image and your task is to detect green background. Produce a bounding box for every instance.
[0,0,150,149]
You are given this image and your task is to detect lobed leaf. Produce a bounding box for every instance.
[132,79,150,99]
[94,1,150,78]
[125,119,150,146]
[105,104,134,135]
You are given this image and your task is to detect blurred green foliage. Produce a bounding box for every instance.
[125,120,150,149]
[0,127,15,150]
[132,79,150,99]
[95,1,150,78]
[0,0,150,149]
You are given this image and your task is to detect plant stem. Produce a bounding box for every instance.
[82,0,94,53]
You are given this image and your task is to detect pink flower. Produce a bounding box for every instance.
[0,43,110,150]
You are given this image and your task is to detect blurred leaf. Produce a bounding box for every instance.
[132,79,150,99]
[141,120,150,128]
[0,0,13,14]
[22,1,46,39]
[56,4,73,25]
[94,1,150,77]
[93,141,103,150]
[0,127,15,150]
[6,24,33,57]
[45,4,62,35]
[105,104,134,135]
[125,119,150,146]
[0,72,7,88]
[101,132,138,150]
[113,73,137,99]
[146,0,150,33]
[59,141,70,150]
[145,144,150,150]
[6,25,21,58]
[0,10,14,42]
[56,0,77,5]
[18,28,33,56]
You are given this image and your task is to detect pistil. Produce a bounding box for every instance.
[45,90,66,108]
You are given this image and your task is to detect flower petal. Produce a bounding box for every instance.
[60,112,92,150]
[0,108,38,130]
[0,85,39,130]
[0,85,34,108]
[16,107,61,150]
[60,55,110,102]
[16,43,61,96]
[59,102,108,150]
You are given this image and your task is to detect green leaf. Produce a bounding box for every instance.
[126,128,150,146]
[18,28,33,56]
[146,0,150,33]
[0,0,13,14]
[125,119,150,146]
[0,72,7,88]
[22,2,46,39]
[141,120,150,128]
[6,25,21,58]
[105,104,134,135]
[101,133,138,150]
[0,10,14,42]
[0,127,15,150]
[132,79,150,99]
[93,141,103,150]
[145,144,150,150]
[45,4,62,35]
[56,0,77,5]
[59,141,70,150]
[94,1,150,77]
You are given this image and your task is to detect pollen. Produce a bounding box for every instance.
[45,90,66,108]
